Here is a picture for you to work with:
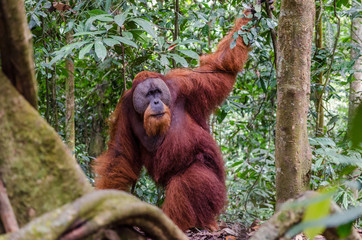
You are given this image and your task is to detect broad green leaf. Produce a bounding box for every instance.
[259,78,267,93]
[132,18,156,38]
[315,137,336,147]
[122,31,133,40]
[95,15,113,22]
[179,49,199,60]
[111,36,137,48]
[327,115,339,125]
[336,222,353,238]
[105,0,111,11]
[233,32,239,40]
[73,30,106,36]
[230,40,237,49]
[31,14,41,27]
[94,41,107,60]
[79,43,93,59]
[286,206,362,238]
[114,12,128,27]
[88,9,108,16]
[302,195,331,239]
[85,14,112,30]
[168,53,188,67]
[103,38,120,47]
[49,52,65,65]
[160,54,170,67]
[202,24,209,36]
[242,35,249,45]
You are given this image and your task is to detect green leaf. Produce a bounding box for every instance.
[132,18,156,38]
[259,78,267,93]
[168,53,188,67]
[242,35,249,45]
[111,36,137,48]
[114,12,128,27]
[105,0,111,11]
[286,206,362,238]
[315,137,336,147]
[233,31,239,40]
[179,49,199,59]
[230,40,237,49]
[202,24,209,36]
[160,54,170,67]
[85,14,113,30]
[73,30,107,36]
[94,41,107,60]
[103,38,120,47]
[88,9,108,16]
[79,43,93,59]
[95,15,114,22]
[327,115,339,125]
[337,222,353,238]
[49,51,65,65]
[302,195,331,239]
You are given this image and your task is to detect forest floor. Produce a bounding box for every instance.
[184,221,362,240]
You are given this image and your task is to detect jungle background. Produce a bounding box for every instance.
[16,0,362,237]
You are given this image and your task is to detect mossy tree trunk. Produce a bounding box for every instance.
[348,11,362,136]
[315,0,324,137]
[275,0,314,207]
[0,72,93,226]
[65,32,75,154]
[0,0,37,109]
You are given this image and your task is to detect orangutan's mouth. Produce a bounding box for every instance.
[151,113,165,117]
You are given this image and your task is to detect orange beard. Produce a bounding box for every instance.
[144,104,171,136]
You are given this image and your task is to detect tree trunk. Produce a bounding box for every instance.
[315,0,324,137]
[348,12,362,135]
[0,0,37,109]
[172,0,179,68]
[0,72,92,226]
[275,0,314,208]
[51,71,59,132]
[65,32,75,154]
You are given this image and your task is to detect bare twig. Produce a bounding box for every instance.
[0,179,19,233]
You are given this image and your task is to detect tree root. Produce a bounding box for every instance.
[0,190,187,240]
[0,179,19,233]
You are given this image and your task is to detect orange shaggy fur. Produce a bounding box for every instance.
[94,11,252,231]
[144,104,171,136]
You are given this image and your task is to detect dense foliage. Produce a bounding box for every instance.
[27,0,361,227]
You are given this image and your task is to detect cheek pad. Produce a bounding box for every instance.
[133,82,150,114]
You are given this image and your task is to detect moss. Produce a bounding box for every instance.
[0,72,92,226]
